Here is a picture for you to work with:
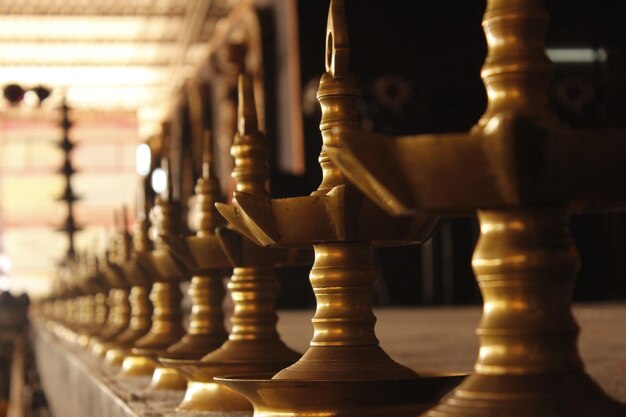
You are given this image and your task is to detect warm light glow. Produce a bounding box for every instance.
[0,66,168,86]
[137,106,169,138]
[0,254,11,273]
[65,86,170,110]
[151,168,167,194]
[546,48,607,64]
[136,144,152,176]
[0,42,178,65]
[0,16,183,42]
[23,90,39,108]
[0,275,11,292]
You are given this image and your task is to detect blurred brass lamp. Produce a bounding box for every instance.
[74,254,110,347]
[325,1,626,416]
[147,130,232,401]
[159,75,310,412]
[120,164,188,389]
[103,216,155,369]
[90,226,133,358]
[213,2,463,416]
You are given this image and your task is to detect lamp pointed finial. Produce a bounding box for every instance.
[237,74,259,137]
[192,129,224,236]
[326,0,350,77]
[231,74,269,197]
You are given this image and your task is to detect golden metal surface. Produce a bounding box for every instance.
[142,133,232,392]
[104,216,154,368]
[93,291,109,331]
[72,255,101,335]
[103,348,126,369]
[160,75,306,412]
[176,381,250,412]
[212,3,459,415]
[159,258,301,409]
[128,174,188,381]
[147,367,187,391]
[158,131,230,362]
[119,354,157,377]
[90,218,134,356]
[424,209,625,416]
[325,0,626,416]
[104,285,152,368]
[90,288,130,358]
[216,0,424,382]
[132,188,188,389]
[130,281,185,355]
[217,373,465,417]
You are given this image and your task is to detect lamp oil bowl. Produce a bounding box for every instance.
[159,359,294,412]
[216,373,465,417]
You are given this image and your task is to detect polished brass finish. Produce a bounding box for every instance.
[209,5,464,415]
[148,130,232,398]
[148,367,187,391]
[91,225,133,357]
[91,288,130,357]
[160,261,300,411]
[104,285,152,368]
[142,134,232,392]
[160,75,305,412]
[130,280,184,353]
[326,1,626,416]
[158,131,230,361]
[423,209,625,416]
[177,381,248,412]
[73,254,110,346]
[104,216,154,368]
[94,291,109,330]
[217,373,465,417]
[120,354,157,377]
[214,5,453,416]
[121,179,188,379]
[120,286,182,375]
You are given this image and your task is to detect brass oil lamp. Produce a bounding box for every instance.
[327,0,626,416]
[56,259,85,343]
[213,2,463,416]
[159,74,308,412]
[103,215,155,368]
[75,254,109,347]
[91,217,133,358]
[140,131,234,393]
[120,161,188,390]
[152,130,232,402]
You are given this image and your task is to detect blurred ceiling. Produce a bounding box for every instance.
[0,0,238,133]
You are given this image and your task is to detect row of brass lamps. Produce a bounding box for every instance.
[36,0,625,416]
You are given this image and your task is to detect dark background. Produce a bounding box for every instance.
[270,0,626,308]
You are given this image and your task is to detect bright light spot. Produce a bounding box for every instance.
[0,254,11,273]
[547,48,607,64]
[0,66,167,86]
[0,275,11,291]
[151,168,167,194]
[23,90,39,108]
[136,144,152,176]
